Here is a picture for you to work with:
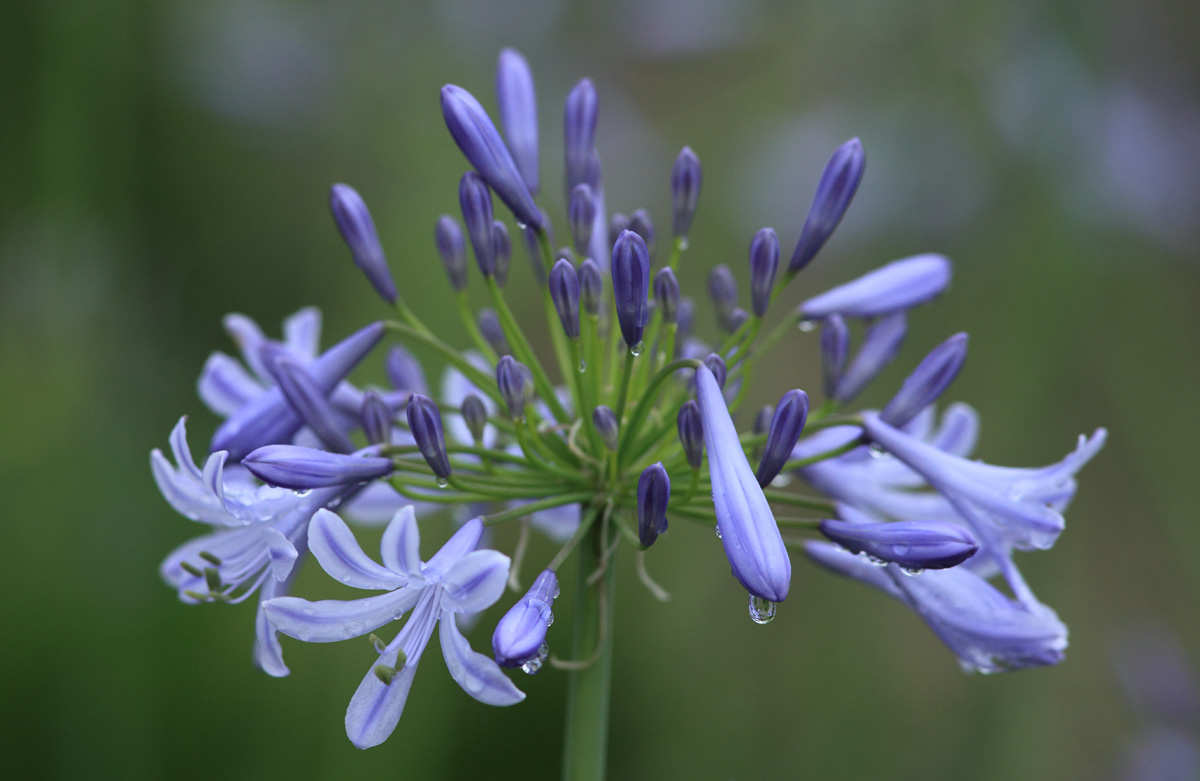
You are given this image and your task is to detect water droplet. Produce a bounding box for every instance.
[865,554,889,567]
[579,359,587,373]
[553,587,560,599]
[868,443,888,459]
[516,221,528,231]
[436,477,449,488]
[714,523,722,539]
[678,237,690,250]
[293,489,313,498]
[341,574,351,583]
[303,607,315,616]
[546,614,554,627]
[797,319,816,333]
[901,567,924,577]
[748,594,777,624]
[630,341,644,357]
[520,642,550,675]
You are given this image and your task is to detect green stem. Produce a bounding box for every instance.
[485,277,572,424]
[613,349,636,427]
[481,492,595,526]
[456,291,499,363]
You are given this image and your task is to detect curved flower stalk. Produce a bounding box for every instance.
[263,508,523,748]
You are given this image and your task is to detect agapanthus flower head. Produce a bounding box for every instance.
[495,47,539,196]
[611,229,651,348]
[788,137,865,273]
[329,183,397,304]
[493,569,559,670]
[756,389,809,487]
[748,227,780,317]
[435,215,468,291]
[549,257,581,339]
[800,253,951,320]
[670,145,702,238]
[637,462,671,548]
[406,394,451,480]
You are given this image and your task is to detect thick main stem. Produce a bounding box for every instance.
[561,515,617,781]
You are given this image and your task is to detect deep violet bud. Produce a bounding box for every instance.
[637,462,671,548]
[653,268,680,323]
[579,258,603,316]
[435,215,468,291]
[708,264,738,329]
[492,221,512,287]
[727,307,749,334]
[628,209,655,252]
[549,258,581,339]
[329,184,397,304]
[756,389,810,487]
[386,344,428,396]
[677,400,704,469]
[568,184,597,256]
[461,393,488,445]
[611,230,651,348]
[833,312,907,403]
[269,356,356,454]
[880,333,969,429]
[753,405,774,437]
[820,315,849,399]
[406,394,451,479]
[671,146,702,238]
[210,321,385,461]
[818,519,979,570]
[477,308,510,356]
[521,225,547,286]
[788,137,866,273]
[592,405,619,451]
[496,356,530,419]
[441,84,542,228]
[492,569,558,668]
[703,353,727,390]
[608,213,630,249]
[748,228,780,317]
[676,297,695,343]
[459,172,496,277]
[243,445,395,489]
[800,254,952,320]
[495,48,540,196]
[564,79,598,193]
[360,391,393,446]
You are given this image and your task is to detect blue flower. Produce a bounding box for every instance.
[263,508,525,749]
[800,253,951,320]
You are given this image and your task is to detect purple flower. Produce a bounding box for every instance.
[637,462,671,548]
[385,345,427,396]
[360,391,393,446]
[459,172,496,277]
[820,314,849,398]
[756,389,809,487]
[695,363,791,603]
[492,569,558,669]
[435,215,468,291]
[477,308,510,356]
[579,258,603,316]
[441,84,542,229]
[788,138,865,273]
[676,400,704,469]
[563,79,598,195]
[611,230,651,348]
[748,228,780,317]
[549,258,581,339]
[495,48,539,196]
[832,312,907,403]
[263,509,524,748]
[800,254,951,320]
[329,184,398,304]
[592,405,619,451]
[819,519,978,570]
[244,444,394,489]
[568,184,596,256]
[708,264,738,330]
[805,541,1068,672]
[653,268,680,323]
[406,395,451,480]
[268,355,356,453]
[496,355,531,419]
[670,146,702,238]
[492,221,512,287]
[879,333,969,428]
[629,209,655,253]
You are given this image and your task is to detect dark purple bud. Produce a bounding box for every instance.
[461,393,488,444]
[495,48,540,196]
[406,394,451,479]
[477,308,510,356]
[653,268,680,324]
[676,297,695,343]
[818,519,978,570]
[748,227,780,317]
[243,445,394,490]
[360,391,393,446]
[637,462,671,548]
[579,258,603,316]
[608,212,630,249]
[820,315,849,399]
[592,405,619,451]
[880,333,968,429]
[492,221,511,287]
[492,569,557,668]
[703,353,727,390]
[549,258,581,339]
[789,138,865,273]
[459,172,496,277]
[834,312,907,403]
[677,400,705,469]
[567,184,597,256]
[564,79,598,193]
[435,214,468,292]
[756,389,809,487]
[753,405,774,437]
[708,264,738,329]
[628,209,655,252]
[496,355,530,419]
[727,308,749,334]
[269,357,356,454]
[670,146,702,238]
[211,322,385,461]
[385,344,427,396]
[611,230,651,348]
[441,84,542,228]
[329,184,397,304]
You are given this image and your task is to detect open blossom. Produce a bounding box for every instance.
[263,508,524,749]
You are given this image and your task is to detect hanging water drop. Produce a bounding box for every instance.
[293,489,313,498]
[797,319,816,332]
[630,341,645,357]
[868,442,888,459]
[520,642,550,674]
[714,523,722,539]
[436,477,449,488]
[748,594,777,624]
[579,359,587,373]
[901,567,925,577]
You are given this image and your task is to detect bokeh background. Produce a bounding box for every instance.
[3,1,1199,778]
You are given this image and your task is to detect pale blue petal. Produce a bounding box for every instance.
[262,527,299,581]
[345,647,418,750]
[439,611,525,706]
[197,352,265,416]
[932,402,979,457]
[424,518,484,580]
[223,313,272,383]
[440,550,510,613]
[309,509,406,590]
[263,588,420,643]
[283,306,322,359]
[381,506,422,577]
[255,574,292,677]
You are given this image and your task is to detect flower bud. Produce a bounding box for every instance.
[748,227,779,317]
[788,137,865,273]
[833,312,907,403]
[653,268,680,324]
[820,315,849,399]
[459,172,495,277]
[564,79,598,193]
[756,389,809,487]
[670,146,702,238]
[549,258,581,339]
[269,356,355,453]
[727,307,749,334]
[818,519,979,570]
[703,353,727,390]
[492,221,511,287]
[800,254,951,320]
[477,308,510,356]
[329,184,397,303]
[460,393,488,445]
[497,356,530,419]
[360,391,393,446]
[677,400,704,469]
[568,184,596,256]
[676,297,695,343]
[385,344,427,396]
[435,215,468,291]
[592,405,619,451]
[406,394,451,479]
[637,462,671,548]
[493,569,558,668]
[708,264,738,329]
[495,48,540,196]
[244,445,395,489]
[629,209,655,253]
[611,230,651,348]
[608,212,630,249]
[880,333,968,429]
[579,258,603,316]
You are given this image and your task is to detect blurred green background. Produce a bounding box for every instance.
[3,0,1199,778]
